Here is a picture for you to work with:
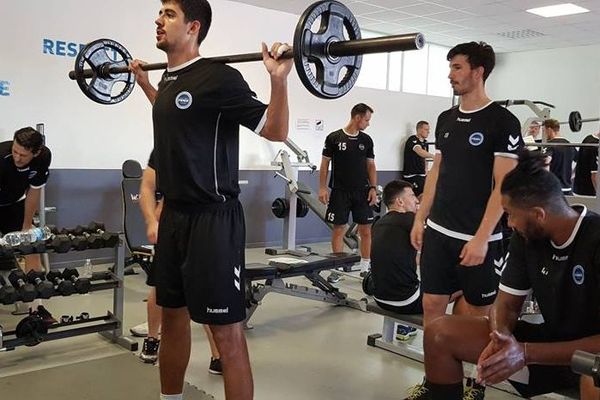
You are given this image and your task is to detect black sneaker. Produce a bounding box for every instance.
[139,337,160,364]
[403,380,430,399]
[464,378,485,400]
[35,305,57,326]
[327,271,342,283]
[208,357,223,375]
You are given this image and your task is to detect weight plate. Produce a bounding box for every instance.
[73,39,136,105]
[293,0,362,99]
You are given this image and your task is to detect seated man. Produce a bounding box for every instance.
[0,127,53,321]
[405,150,600,400]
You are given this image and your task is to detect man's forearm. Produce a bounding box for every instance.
[139,83,157,105]
[475,187,504,239]
[526,335,600,366]
[140,191,158,225]
[415,159,439,222]
[260,77,288,142]
[367,162,377,186]
[319,160,329,189]
[22,188,41,230]
[489,301,520,335]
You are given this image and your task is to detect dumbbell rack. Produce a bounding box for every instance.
[0,233,137,352]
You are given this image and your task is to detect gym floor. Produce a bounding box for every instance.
[0,244,565,399]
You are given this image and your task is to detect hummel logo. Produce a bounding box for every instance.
[164,75,178,81]
[552,254,569,262]
[494,257,504,268]
[234,266,241,278]
[509,135,520,145]
[457,117,471,123]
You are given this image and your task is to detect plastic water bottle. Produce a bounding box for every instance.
[82,259,93,279]
[0,226,53,246]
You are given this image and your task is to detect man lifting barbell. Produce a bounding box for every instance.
[127,1,291,399]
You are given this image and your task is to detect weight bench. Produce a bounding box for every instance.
[121,159,154,274]
[244,252,368,324]
[365,302,578,399]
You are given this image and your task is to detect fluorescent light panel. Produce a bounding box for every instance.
[526,3,590,17]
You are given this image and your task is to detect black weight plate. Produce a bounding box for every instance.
[74,39,135,105]
[293,0,362,99]
[569,111,582,132]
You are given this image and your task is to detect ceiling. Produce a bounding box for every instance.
[229,0,600,52]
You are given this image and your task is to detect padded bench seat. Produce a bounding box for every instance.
[245,253,360,280]
[366,302,423,328]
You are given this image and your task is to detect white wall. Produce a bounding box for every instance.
[0,0,450,170]
[488,44,600,143]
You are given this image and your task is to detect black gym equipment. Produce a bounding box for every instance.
[271,197,309,219]
[572,350,600,387]
[62,268,92,294]
[567,111,600,133]
[7,269,37,303]
[68,0,425,104]
[15,314,48,346]
[0,275,18,305]
[47,234,72,253]
[46,270,76,296]
[26,270,55,299]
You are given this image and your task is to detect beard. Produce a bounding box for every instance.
[520,220,546,242]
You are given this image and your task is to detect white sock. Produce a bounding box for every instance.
[360,258,370,272]
[160,394,183,400]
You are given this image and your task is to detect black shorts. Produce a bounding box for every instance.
[0,200,25,234]
[326,188,374,225]
[403,175,426,197]
[509,321,579,397]
[420,227,502,306]
[153,199,246,325]
[375,289,423,315]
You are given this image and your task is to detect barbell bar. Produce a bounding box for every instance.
[68,0,425,104]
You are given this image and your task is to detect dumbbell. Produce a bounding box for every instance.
[62,268,91,294]
[0,244,15,258]
[86,222,119,248]
[68,226,104,249]
[46,234,72,253]
[15,240,47,255]
[46,270,76,296]
[26,270,55,299]
[0,275,18,305]
[7,269,37,302]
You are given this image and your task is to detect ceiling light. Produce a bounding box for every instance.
[526,3,590,17]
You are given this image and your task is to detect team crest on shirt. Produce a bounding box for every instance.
[28,171,37,179]
[359,144,365,151]
[175,91,193,109]
[572,265,585,285]
[468,132,484,146]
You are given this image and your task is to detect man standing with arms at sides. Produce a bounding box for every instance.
[129,1,292,399]
[544,119,577,195]
[573,131,599,196]
[405,41,523,399]
[319,103,377,280]
[403,120,435,197]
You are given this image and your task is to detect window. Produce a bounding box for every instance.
[427,44,452,97]
[355,30,388,90]
[402,44,429,95]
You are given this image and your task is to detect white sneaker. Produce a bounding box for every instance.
[130,322,148,337]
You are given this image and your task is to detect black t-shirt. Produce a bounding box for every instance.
[403,134,429,176]
[371,211,419,302]
[0,141,51,206]
[500,206,600,340]
[322,129,374,190]
[573,135,599,196]
[153,58,268,205]
[429,102,523,238]
[546,137,577,192]
[147,149,163,201]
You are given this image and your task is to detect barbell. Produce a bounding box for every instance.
[567,111,600,133]
[68,0,425,105]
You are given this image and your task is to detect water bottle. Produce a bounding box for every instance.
[0,226,53,246]
[81,258,93,279]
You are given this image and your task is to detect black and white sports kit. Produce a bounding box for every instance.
[573,134,598,196]
[421,102,523,305]
[0,141,51,234]
[500,205,600,397]
[371,211,422,314]
[322,129,375,225]
[403,134,429,196]
[151,57,267,325]
[546,137,577,195]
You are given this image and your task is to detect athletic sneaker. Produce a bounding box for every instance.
[327,271,342,283]
[396,324,418,341]
[208,357,223,375]
[130,322,148,337]
[464,378,485,400]
[403,380,429,399]
[139,337,160,364]
[34,305,57,326]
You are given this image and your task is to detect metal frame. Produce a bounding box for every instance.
[0,234,137,352]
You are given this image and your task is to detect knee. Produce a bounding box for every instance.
[358,226,371,239]
[423,316,454,352]
[162,307,190,327]
[210,324,244,353]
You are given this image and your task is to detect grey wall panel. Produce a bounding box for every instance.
[43,169,404,257]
